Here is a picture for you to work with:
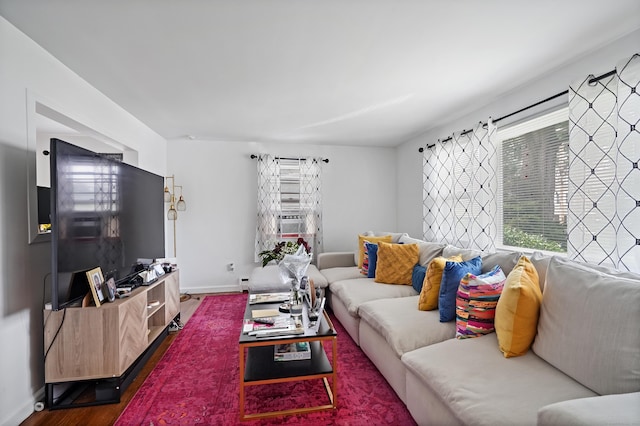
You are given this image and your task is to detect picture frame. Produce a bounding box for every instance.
[85,267,105,307]
[104,276,117,302]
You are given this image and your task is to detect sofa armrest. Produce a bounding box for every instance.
[537,392,640,425]
[317,252,356,270]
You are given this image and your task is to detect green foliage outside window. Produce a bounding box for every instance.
[503,225,564,253]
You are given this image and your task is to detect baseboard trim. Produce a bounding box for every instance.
[180,285,243,294]
[9,386,45,426]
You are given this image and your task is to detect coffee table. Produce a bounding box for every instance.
[238,297,338,421]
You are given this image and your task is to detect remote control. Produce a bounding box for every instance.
[253,317,275,325]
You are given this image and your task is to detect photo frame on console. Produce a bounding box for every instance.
[104,277,116,302]
[86,267,105,307]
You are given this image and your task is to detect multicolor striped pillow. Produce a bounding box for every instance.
[455,265,506,339]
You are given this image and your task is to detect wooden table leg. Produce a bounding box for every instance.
[239,345,245,420]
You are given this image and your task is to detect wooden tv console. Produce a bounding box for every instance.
[43,270,180,409]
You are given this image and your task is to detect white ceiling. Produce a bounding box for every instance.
[2,1,640,147]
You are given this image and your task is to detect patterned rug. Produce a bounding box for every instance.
[115,293,416,425]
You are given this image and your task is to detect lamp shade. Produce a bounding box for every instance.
[167,205,177,220]
[176,196,186,211]
[164,187,172,203]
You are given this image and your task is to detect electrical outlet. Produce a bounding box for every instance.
[239,277,249,290]
[227,263,235,272]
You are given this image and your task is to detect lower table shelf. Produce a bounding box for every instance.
[244,341,332,383]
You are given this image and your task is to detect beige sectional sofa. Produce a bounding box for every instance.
[316,232,640,425]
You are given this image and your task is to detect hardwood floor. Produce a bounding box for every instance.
[20,294,209,426]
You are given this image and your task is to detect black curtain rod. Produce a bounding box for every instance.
[418,68,616,153]
[250,154,329,163]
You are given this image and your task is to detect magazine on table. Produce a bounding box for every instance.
[274,341,311,361]
[248,292,290,304]
[243,315,291,333]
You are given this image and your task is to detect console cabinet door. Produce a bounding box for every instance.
[118,292,148,374]
[164,271,180,322]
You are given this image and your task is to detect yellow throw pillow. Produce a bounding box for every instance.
[374,241,419,285]
[495,255,542,358]
[418,255,463,311]
[357,234,392,269]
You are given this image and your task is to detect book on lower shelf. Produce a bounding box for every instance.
[274,341,311,361]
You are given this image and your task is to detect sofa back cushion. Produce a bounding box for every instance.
[529,251,552,292]
[532,256,640,395]
[418,255,463,311]
[443,245,482,261]
[481,250,522,276]
[398,234,446,266]
[374,241,419,285]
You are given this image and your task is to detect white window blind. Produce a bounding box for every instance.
[498,108,569,253]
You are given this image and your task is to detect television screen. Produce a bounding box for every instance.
[50,138,165,310]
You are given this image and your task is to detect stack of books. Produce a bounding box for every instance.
[274,341,311,361]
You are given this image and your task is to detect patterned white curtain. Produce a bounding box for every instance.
[423,120,498,253]
[299,158,324,257]
[254,155,324,262]
[567,53,640,272]
[255,155,281,261]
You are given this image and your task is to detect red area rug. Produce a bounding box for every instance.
[115,293,416,425]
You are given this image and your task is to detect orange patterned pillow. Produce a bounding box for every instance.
[357,234,392,269]
[495,256,542,357]
[418,255,463,311]
[374,241,419,285]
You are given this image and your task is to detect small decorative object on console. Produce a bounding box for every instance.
[85,267,105,307]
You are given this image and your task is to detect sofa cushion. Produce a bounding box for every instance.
[320,266,364,285]
[359,296,455,358]
[358,234,392,269]
[329,278,418,317]
[455,265,506,339]
[481,250,522,275]
[411,264,427,293]
[442,244,482,261]
[530,251,552,292]
[418,255,463,311]
[532,256,640,395]
[402,333,597,426]
[495,255,542,357]
[439,256,482,322]
[375,241,419,285]
[398,234,446,267]
[537,392,640,426]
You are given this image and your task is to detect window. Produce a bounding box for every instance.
[278,159,312,239]
[255,156,323,260]
[497,108,569,253]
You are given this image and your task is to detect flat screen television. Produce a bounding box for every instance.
[50,138,165,310]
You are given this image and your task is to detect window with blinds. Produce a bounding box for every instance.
[498,108,569,253]
[279,159,305,237]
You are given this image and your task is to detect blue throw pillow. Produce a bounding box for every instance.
[365,242,379,278]
[439,256,482,322]
[412,264,427,293]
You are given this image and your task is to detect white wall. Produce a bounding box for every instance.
[396,29,640,240]
[0,17,167,426]
[167,139,397,293]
